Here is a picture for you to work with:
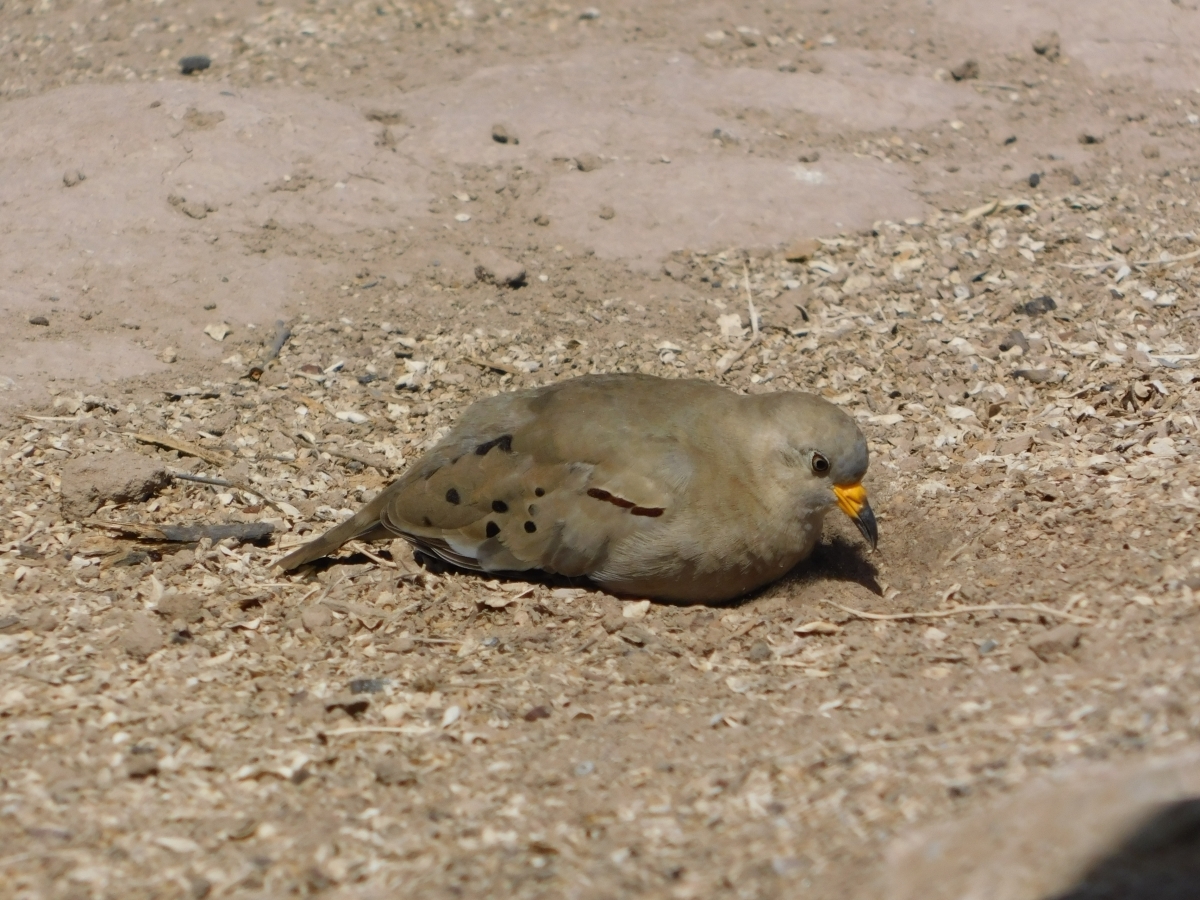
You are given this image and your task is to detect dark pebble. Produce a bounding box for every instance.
[1003,135,1017,145]
[349,678,387,694]
[1029,172,1041,188]
[524,705,552,721]
[357,373,377,385]
[29,315,49,326]
[179,55,211,75]
[1020,295,1056,316]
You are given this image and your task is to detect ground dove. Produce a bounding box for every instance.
[275,374,877,602]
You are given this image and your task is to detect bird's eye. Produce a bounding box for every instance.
[811,452,830,475]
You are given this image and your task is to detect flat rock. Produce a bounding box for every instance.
[60,451,171,520]
[882,749,1200,900]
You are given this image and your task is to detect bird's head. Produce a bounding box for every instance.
[753,392,878,549]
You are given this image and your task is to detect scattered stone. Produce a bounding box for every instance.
[1028,172,1041,188]
[179,55,211,75]
[159,346,178,364]
[1078,132,1104,145]
[533,213,550,226]
[998,329,1029,353]
[156,593,205,624]
[574,153,602,172]
[301,605,333,632]
[1014,368,1054,384]
[784,239,820,262]
[473,250,526,287]
[125,750,161,779]
[1029,624,1081,662]
[204,323,231,341]
[598,204,615,220]
[60,451,171,520]
[747,640,772,662]
[951,59,979,81]
[119,612,165,661]
[491,123,517,144]
[1032,31,1061,61]
[28,315,49,326]
[1020,295,1057,316]
[374,758,418,786]
[1008,645,1041,671]
[524,705,552,721]
[349,678,387,694]
[1142,144,1161,159]
[62,170,86,187]
[664,260,689,281]
[797,149,821,163]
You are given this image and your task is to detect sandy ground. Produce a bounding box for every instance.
[1,1,1199,898]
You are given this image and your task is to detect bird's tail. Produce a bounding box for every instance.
[273,492,393,572]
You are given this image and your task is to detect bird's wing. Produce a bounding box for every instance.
[378,376,702,577]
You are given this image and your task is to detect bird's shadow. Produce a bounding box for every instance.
[305,536,881,610]
[1046,798,1200,900]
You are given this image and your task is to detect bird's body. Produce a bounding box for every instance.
[276,374,876,602]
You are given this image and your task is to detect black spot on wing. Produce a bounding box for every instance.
[631,506,664,518]
[524,521,537,533]
[485,521,500,538]
[446,488,461,505]
[534,487,545,497]
[475,434,513,456]
[492,500,508,513]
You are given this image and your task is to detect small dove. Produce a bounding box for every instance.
[275,374,877,602]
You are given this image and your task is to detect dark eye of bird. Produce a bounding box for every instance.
[811,452,830,475]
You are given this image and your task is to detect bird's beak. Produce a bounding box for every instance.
[833,482,878,550]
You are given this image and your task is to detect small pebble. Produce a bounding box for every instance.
[598,204,615,220]
[491,123,517,144]
[1028,172,1041,188]
[29,315,49,326]
[950,59,979,81]
[179,55,211,75]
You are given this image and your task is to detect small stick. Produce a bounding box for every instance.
[131,432,228,467]
[294,433,396,472]
[462,355,527,377]
[247,319,292,381]
[823,599,1094,625]
[323,726,420,737]
[1131,247,1200,267]
[346,541,398,569]
[714,265,763,375]
[170,470,285,515]
[743,262,760,342]
[1056,259,1120,271]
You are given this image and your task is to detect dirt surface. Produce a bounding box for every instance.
[1,1,1199,898]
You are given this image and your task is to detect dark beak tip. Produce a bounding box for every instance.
[855,502,879,551]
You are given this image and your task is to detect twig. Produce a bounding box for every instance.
[743,262,760,342]
[247,319,292,381]
[1131,247,1200,267]
[323,726,423,737]
[293,433,396,472]
[346,541,398,569]
[18,414,89,423]
[130,432,229,467]
[822,599,1094,625]
[715,267,763,375]
[1056,259,1120,271]
[462,355,527,377]
[170,470,286,515]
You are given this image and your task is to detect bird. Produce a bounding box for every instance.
[275,373,877,603]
